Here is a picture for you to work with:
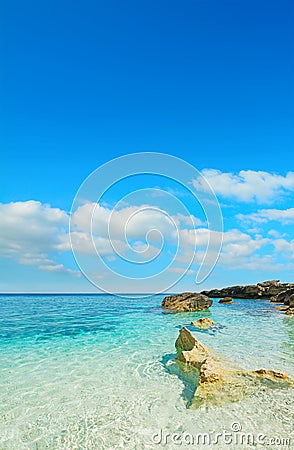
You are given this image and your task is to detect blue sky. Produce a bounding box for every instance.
[1,0,293,292]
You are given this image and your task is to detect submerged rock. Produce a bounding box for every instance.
[251,369,290,381]
[162,292,212,312]
[273,305,289,311]
[174,327,293,409]
[191,318,215,329]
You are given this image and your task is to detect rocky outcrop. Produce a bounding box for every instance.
[162,292,212,312]
[174,327,293,408]
[202,280,294,300]
[218,297,233,304]
[271,288,294,305]
[286,297,294,314]
[191,318,215,329]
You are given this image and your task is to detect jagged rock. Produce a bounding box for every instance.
[175,327,207,352]
[202,280,294,301]
[162,292,212,312]
[257,280,280,288]
[285,308,294,316]
[174,328,293,409]
[219,297,233,304]
[191,318,215,329]
[271,288,294,304]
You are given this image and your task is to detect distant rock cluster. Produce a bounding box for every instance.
[162,280,294,315]
[201,280,294,315]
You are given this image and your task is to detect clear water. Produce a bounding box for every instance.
[0,295,293,449]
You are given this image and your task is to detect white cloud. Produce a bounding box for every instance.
[0,200,68,258]
[1,198,293,279]
[237,207,294,224]
[38,263,81,276]
[71,202,179,243]
[193,169,294,203]
[272,238,294,258]
[0,201,81,275]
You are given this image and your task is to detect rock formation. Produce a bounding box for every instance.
[218,297,233,304]
[162,292,212,312]
[202,280,294,300]
[174,327,293,408]
[191,318,215,329]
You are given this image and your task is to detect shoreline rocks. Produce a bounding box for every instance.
[201,280,294,315]
[162,292,212,312]
[174,327,293,408]
[201,280,294,300]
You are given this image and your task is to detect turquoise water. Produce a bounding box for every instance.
[0,294,293,449]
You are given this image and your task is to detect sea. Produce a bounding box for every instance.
[0,294,293,449]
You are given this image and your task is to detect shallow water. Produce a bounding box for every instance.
[0,294,293,449]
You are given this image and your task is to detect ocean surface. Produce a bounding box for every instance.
[0,294,293,449]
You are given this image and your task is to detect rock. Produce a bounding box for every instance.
[202,280,294,301]
[271,288,294,305]
[191,318,215,329]
[257,280,280,288]
[218,297,233,304]
[199,357,223,383]
[162,292,212,312]
[174,329,293,409]
[251,369,290,381]
[285,308,294,316]
[176,348,207,368]
[273,305,289,311]
[175,327,207,352]
[175,328,208,368]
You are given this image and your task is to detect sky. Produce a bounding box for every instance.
[1,0,294,292]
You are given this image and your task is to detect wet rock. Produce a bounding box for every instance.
[199,357,223,383]
[219,297,233,304]
[273,305,289,311]
[251,369,290,381]
[174,328,293,409]
[162,292,212,312]
[175,328,208,368]
[175,327,207,352]
[191,318,215,329]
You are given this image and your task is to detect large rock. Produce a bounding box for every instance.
[162,292,212,312]
[175,327,207,352]
[175,328,210,369]
[202,280,294,301]
[174,328,293,409]
[272,288,294,305]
